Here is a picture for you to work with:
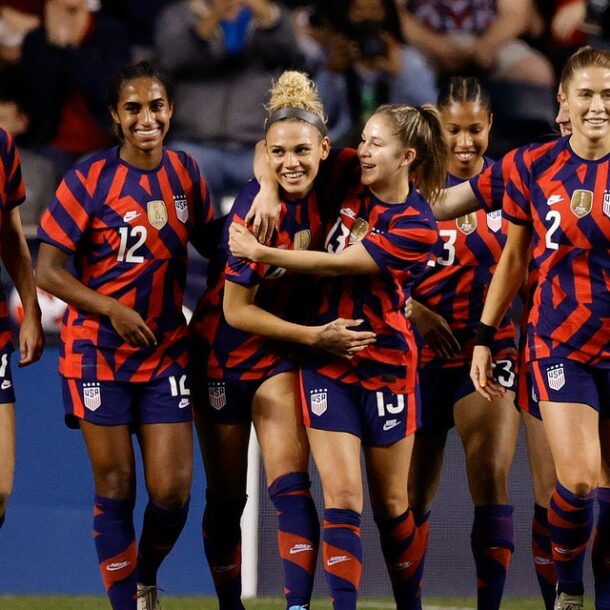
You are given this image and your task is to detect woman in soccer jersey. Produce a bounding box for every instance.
[189,70,376,610]
[229,103,446,610]
[0,130,44,532]
[402,77,520,610]
[36,61,213,610]
[471,46,610,610]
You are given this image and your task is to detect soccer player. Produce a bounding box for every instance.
[35,61,213,610]
[0,128,44,532]
[189,70,376,610]
[471,46,610,610]
[229,103,446,610]
[404,77,520,610]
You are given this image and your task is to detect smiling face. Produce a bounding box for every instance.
[358,113,413,201]
[440,100,491,179]
[110,76,173,168]
[265,120,330,200]
[565,65,610,151]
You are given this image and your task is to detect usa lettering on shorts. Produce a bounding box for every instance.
[310,389,328,416]
[208,382,226,410]
[83,382,101,411]
[546,364,566,391]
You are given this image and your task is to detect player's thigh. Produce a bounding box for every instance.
[0,402,15,502]
[455,389,519,503]
[253,371,309,485]
[307,427,363,511]
[407,428,448,517]
[364,435,414,520]
[522,409,556,506]
[80,420,136,499]
[540,401,600,494]
[139,422,193,507]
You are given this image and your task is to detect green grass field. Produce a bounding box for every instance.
[0,597,571,610]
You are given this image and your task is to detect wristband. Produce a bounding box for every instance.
[474,322,496,347]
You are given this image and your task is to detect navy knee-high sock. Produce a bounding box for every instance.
[471,504,514,610]
[593,487,610,610]
[93,495,137,610]
[376,508,428,610]
[323,508,362,610]
[531,503,556,610]
[269,472,319,609]
[548,482,595,597]
[137,497,190,585]
[202,491,247,610]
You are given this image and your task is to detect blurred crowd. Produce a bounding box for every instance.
[0,0,607,224]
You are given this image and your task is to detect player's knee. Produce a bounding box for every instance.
[148,476,192,510]
[94,467,136,500]
[325,487,362,512]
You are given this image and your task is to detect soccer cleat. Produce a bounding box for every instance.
[554,591,583,610]
[136,583,162,610]
[287,606,309,610]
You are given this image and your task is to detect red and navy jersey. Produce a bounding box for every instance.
[0,129,26,353]
[190,147,361,382]
[38,146,212,381]
[409,0,496,34]
[503,136,610,368]
[414,159,515,366]
[306,183,438,394]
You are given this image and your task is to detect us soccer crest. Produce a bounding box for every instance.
[173,194,189,223]
[82,382,101,412]
[348,218,369,244]
[310,390,327,416]
[147,200,168,229]
[456,213,477,235]
[208,382,226,410]
[486,210,502,233]
[570,190,593,218]
[294,229,311,250]
[604,190,610,219]
[546,364,566,391]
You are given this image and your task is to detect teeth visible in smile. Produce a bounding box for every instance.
[135,129,160,136]
[284,172,304,179]
[456,152,475,161]
[362,164,374,170]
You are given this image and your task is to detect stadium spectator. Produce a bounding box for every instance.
[154,0,302,215]
[0,0,43,66]
[18,0,130,177]
[35,61,213,610]
[0,127,44,534]
[0,69,56,230]
[305,0,436,144]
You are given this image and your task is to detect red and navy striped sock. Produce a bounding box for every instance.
[593,487,610,610]
[93,495,137,610]
[269,472,319,609]
[202,492,247,610]
[376,508,428,610]
[471,504,514,610]
[549,482,595,597]
[532,503,556,610]
[323,508,362,610]
[137,497,189,585]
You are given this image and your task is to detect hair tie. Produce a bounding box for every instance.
[265,107,327,136]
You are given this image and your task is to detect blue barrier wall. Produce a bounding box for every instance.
[0,347,213,595]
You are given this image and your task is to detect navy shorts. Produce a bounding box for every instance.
[530,357,610,417]
[62,373,193,428]
[0,346,16,405]
[194,378,260,425]
[419,355,517,432]
[299,368,420,447]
